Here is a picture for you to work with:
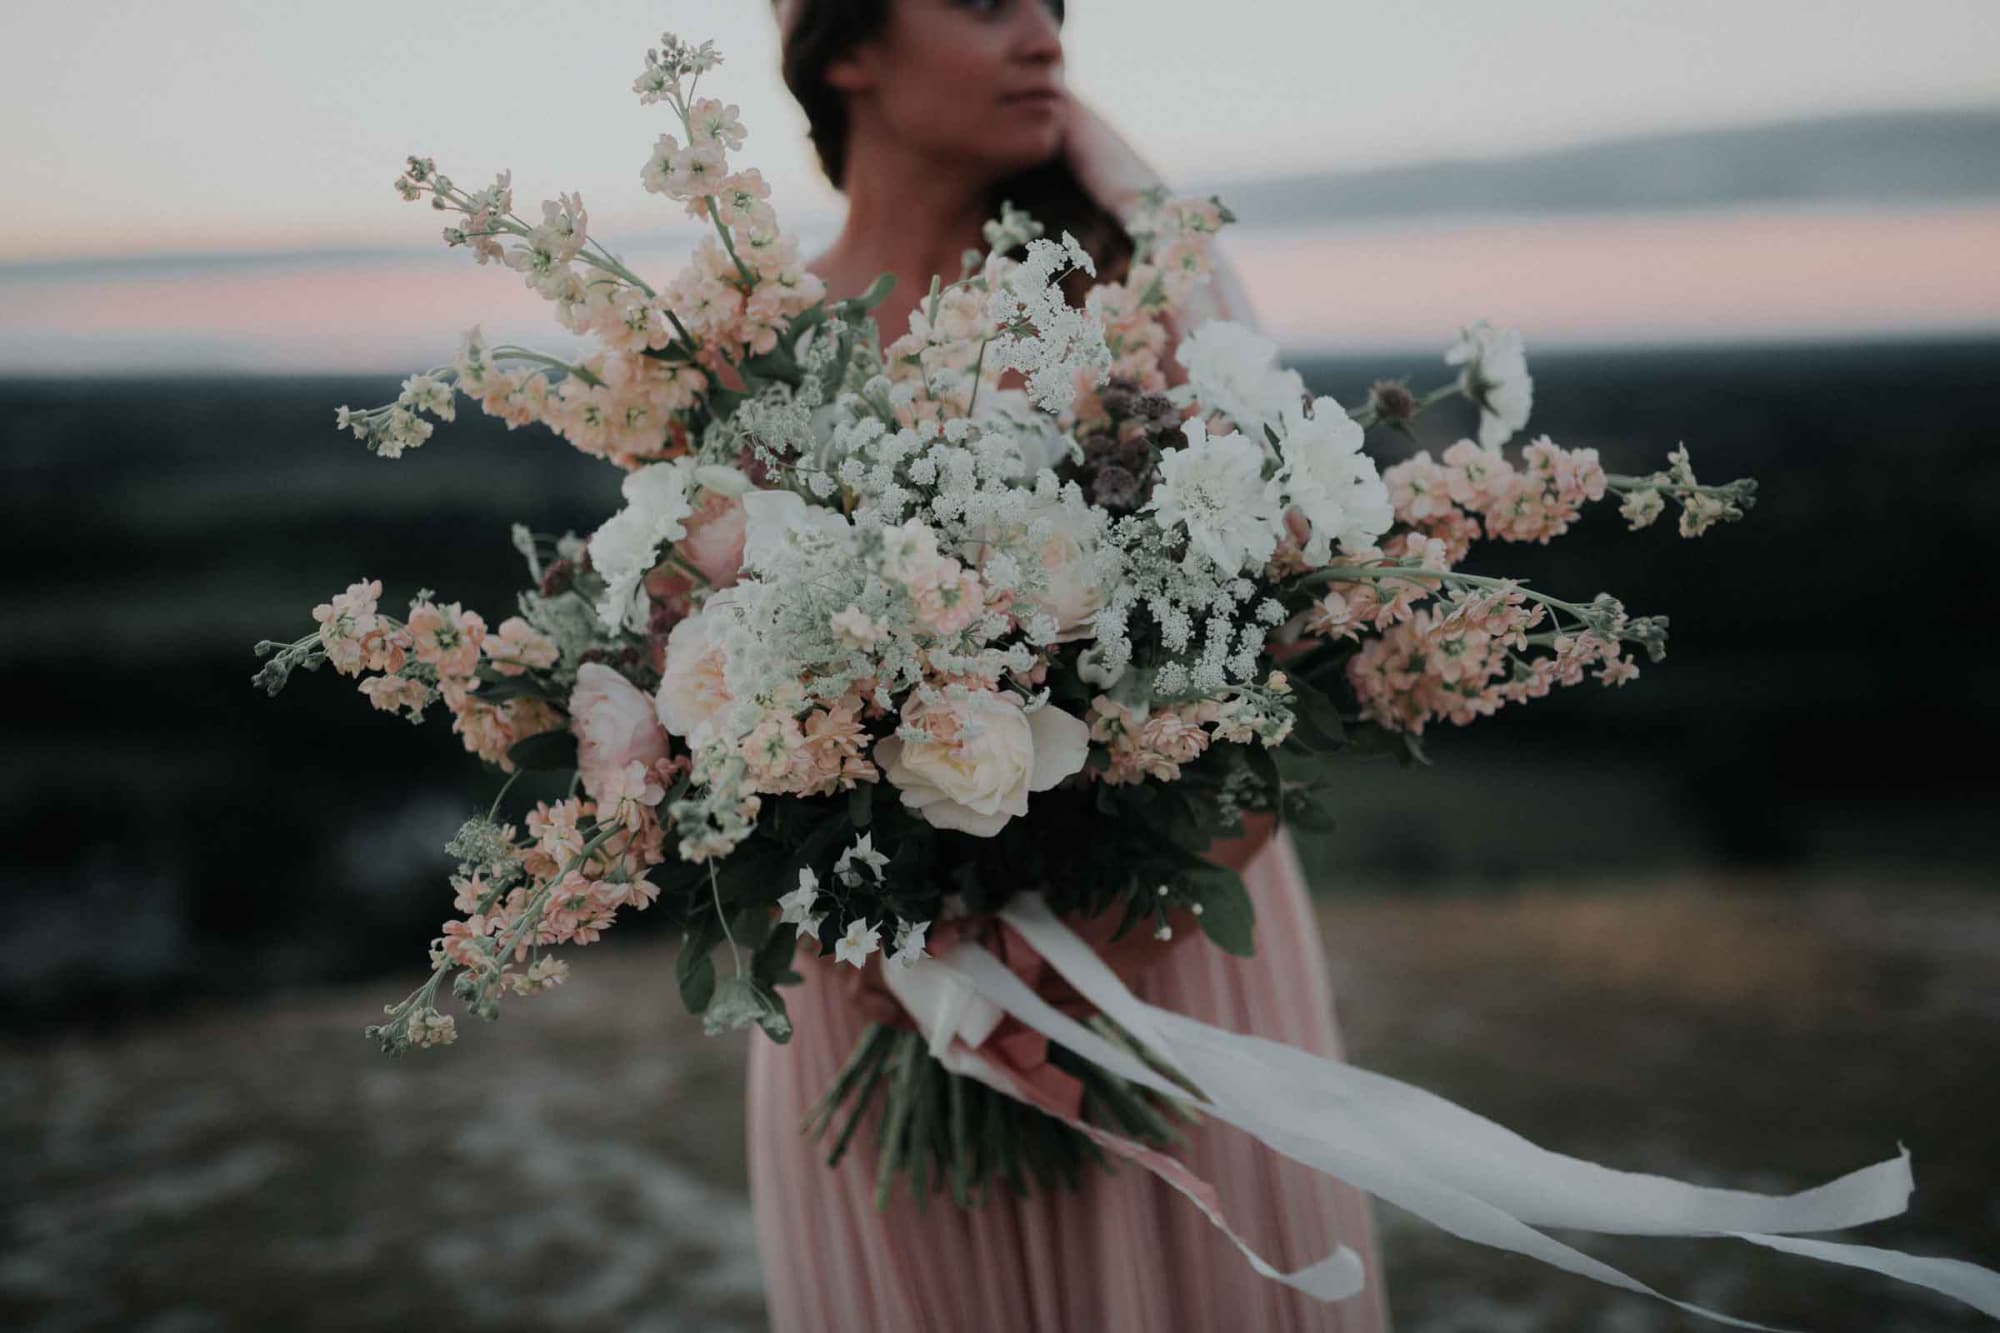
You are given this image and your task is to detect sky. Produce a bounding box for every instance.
[2,0,1997,365]
[5,0,1997,260]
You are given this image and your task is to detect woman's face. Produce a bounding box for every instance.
[828,0,1068,180]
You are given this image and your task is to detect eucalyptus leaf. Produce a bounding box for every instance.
[702,975,793,1042]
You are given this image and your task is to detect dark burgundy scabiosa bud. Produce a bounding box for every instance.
[1133,390,1179,432]
[1092,464,1141,509]
[1078,430,1122,467]
[1366,378,1419,425]
[1097,374,1140,418]
[539,557,576,597]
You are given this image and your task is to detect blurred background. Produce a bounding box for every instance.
[3,1,1997,1329]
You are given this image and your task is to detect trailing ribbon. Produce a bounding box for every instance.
[884,892,2000,1328]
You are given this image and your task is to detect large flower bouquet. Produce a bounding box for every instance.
[253,31,1759,1188]
[249,32,2000,1323]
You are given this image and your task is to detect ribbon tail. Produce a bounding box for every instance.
[975,893,2000,1328]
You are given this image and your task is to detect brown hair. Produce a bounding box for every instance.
[776,0,1133,299]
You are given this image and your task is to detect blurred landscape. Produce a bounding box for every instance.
[7,82,2000,1329]
[4,330,1998,1328]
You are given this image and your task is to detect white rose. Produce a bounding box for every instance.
[654,593,737,744]
[740,489,852,575]
[1017,501,1103,642]
[875,692,1089,837]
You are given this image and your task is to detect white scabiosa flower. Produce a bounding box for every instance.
[1268,396,1395,564]
[1446,320,1533,450]
[1176,320,1305,435]
[1147,418,1284,573]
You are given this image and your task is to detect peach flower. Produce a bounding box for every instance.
[569,662,672,804]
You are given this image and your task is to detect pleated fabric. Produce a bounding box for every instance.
[745,827,1392,1333]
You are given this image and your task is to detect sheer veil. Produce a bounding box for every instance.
[1063,95,1262,336]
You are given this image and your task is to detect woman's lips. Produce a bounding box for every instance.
[1001,89,1064,107]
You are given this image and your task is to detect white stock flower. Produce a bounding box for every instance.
[1177,320,1304,434]
[1268,395,1395,564]
[875,692,1089,837]
[890,919,930,970]
[588,461,695,630]
[1445,320,1533,450]
[834,918,881,968]
[778,868,819,927]
[834,832,890,887]
[1147,418,1283,573]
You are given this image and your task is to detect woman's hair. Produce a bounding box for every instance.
[777,0,1133,298]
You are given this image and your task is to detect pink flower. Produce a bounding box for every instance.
[910,560,986,637]
[569,663,672,806]
[677,487,748,588]
[407,600,485,678]
[485,616,559,676]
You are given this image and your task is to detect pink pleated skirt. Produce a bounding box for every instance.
[745,828,1392,1333]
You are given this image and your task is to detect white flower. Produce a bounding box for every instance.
[834,918,881,968]
[830,604,885,649]
[778,868,819,927]
[1177,320,1304,434]
[1017,500,1105,642]
[1445,320,1533,450]
[875,691,1090,837]
[890,919,930,970]
[739,489,852,574]
[1268,395,1395,564]
[654,591,737,744]
[1147,418,1284,573]
[835,833,891,887]
[588,461,695,630]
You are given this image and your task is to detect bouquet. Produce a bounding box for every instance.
[253,34,2000,1324]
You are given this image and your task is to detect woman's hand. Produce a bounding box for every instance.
[825,812,1282,1022]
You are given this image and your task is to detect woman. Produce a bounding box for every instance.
[748,3,1391,1329]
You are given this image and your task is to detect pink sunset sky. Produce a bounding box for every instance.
[3,0,1997,371]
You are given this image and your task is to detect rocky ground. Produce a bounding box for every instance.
[5,874,1996,1332]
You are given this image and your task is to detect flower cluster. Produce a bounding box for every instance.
[261,31,1755,1076]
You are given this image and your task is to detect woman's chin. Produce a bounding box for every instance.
[981,124,1066,177]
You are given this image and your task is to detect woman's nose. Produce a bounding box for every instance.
[1013,2,1064,65]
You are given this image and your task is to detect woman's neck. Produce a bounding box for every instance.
[807,134,994,341]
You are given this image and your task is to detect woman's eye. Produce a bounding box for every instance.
[952,0,1065,21]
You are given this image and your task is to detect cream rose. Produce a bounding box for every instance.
[874,691,1089,837]
[654,593,737,745]
[1021,502,1104,642]
[570,663,672,803]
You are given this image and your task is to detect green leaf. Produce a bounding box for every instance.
[675,914,722,1014]
[1185,866,1256,956]
[849,782,873,829]
[702,975,793,1042]
[1282,789,1336,834]
[505,728,577,772]
[846,272,896,313]
[1285,676,1346,753]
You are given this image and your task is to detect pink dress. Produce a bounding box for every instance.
[746,827,1392,1332]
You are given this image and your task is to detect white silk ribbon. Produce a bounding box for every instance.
[886,892,2000,1328]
